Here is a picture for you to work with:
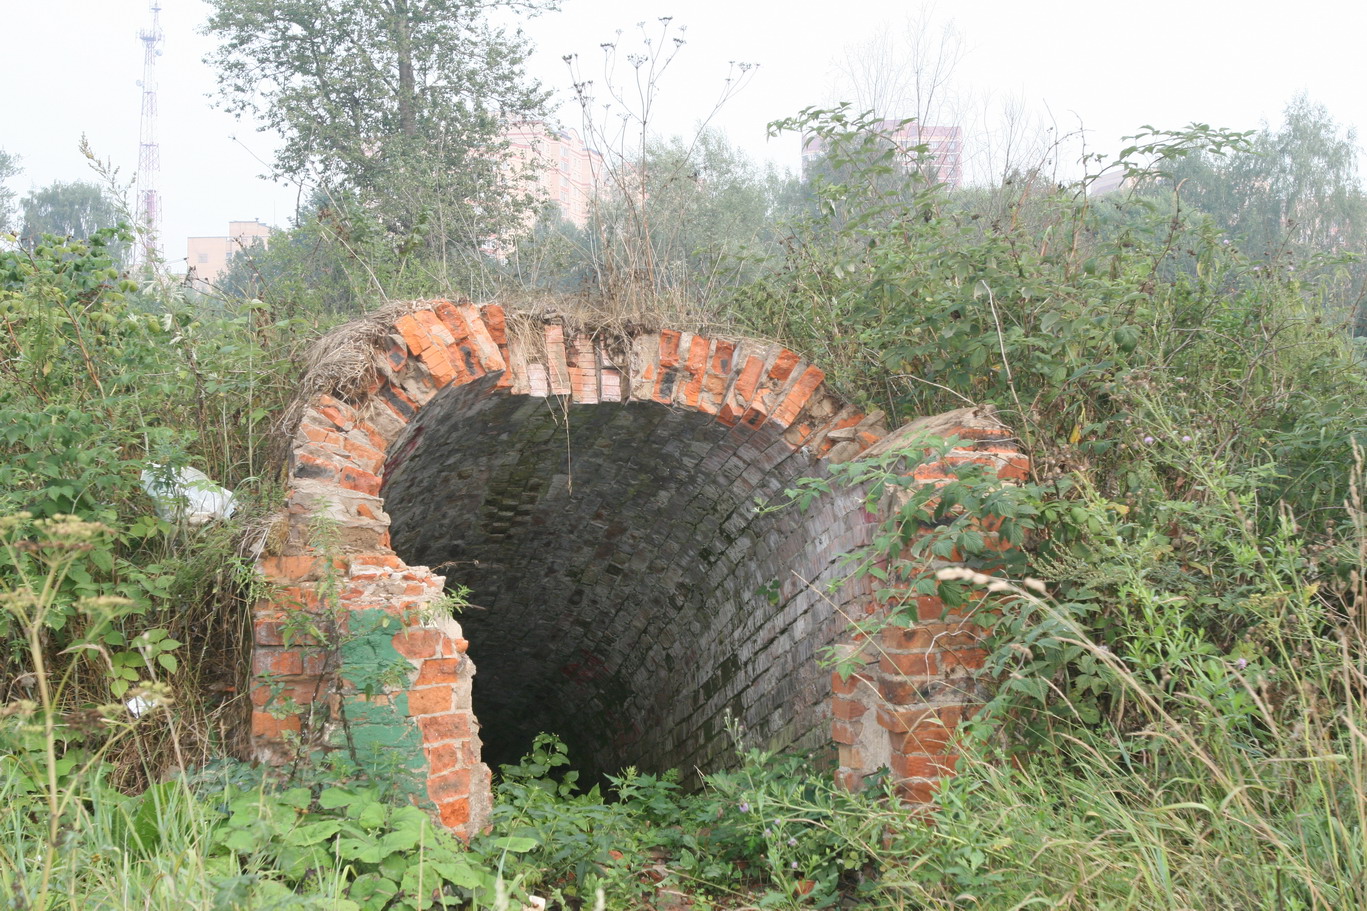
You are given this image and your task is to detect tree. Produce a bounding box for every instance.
[0,150,19,232]
[1172,94,1366,258]
[202,0,555,279]
[19,181,124,253]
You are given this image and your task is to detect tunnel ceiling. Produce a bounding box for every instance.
[381,373,874,779]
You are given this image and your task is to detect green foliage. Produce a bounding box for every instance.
[0,147,20,231]
[19,180,128,264]
[202,0,553,281]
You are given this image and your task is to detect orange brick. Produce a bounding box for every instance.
[259,554,319,582]
[339,465,382,497]
[831,719,859,745]
[393,629,441,660]
[417,712,471,744]
[482,304,508,346]
[415,658,461,686]
[407,685,453,716]
[773,365,825,425]
[252,649,303,677]
[418,342,457,386]
[833,696,867,721]
[878,651,938,677]
[768,348,801,382]
[732,355,765,402]
[658,329,681,367]
[427,742,462,775]
[891,722,957,756]
[438,797,471,830]
[428,768,470,802]
[394,314,431,355]
[251,710,301,738]
[892,752,958,780]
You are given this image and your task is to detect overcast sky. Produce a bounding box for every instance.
[6,0,1365,275]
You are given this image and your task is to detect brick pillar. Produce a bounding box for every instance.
[835,405,1027,805]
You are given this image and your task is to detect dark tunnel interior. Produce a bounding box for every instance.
[380,376,874,782]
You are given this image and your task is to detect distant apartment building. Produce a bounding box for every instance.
[802,120,964,187]
[186,219,273,291]
[504,122,603,228]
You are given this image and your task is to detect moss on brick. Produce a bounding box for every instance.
[339,608,426,800]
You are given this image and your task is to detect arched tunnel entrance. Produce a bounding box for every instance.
[380,374,873,780]
[250,301,1023,837]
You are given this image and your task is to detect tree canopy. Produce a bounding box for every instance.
[19,180,125,255]
[202,0,556,263]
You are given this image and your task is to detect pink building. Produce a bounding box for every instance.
[802,120,963,187]
[504,122,603,229]
[186,219,273,291]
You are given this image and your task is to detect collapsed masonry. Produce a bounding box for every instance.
[251,301,1026,838]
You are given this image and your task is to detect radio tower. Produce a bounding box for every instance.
[134,1,164,269]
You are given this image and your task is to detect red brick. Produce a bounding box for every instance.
[252,649,303,677]
[417,712,471,744]
[407,685,454,716]
[892,752,958,780]
[259,555,320,582]
[415,658,461,686]
[482,304,508,346]
[877,704,961,734]
[339,465,382,496]
[896,779,941,804]
[940,648,988,672]
[878,651,938,676]
[890,721,957,755]
[437,798,470,829]
[394,314,431,355]
[428,768,470,802]
[773,366,826,426]
[768,348,801,382]
[832,696,867,721]
[882,623,982,651]
[831,670,874,696]
[426,742,462,775]
[251,710,301,738]
[393,629,441,660]
[831,719,859,745]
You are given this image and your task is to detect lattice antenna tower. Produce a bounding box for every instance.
[134,1,164,269]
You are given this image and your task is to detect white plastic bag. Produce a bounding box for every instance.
[140,465,236,525]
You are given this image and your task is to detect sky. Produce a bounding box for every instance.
[5,0,1366,275]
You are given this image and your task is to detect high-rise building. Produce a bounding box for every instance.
[504,123,603,229]
[186,219,273,291]
[802,120,964,187]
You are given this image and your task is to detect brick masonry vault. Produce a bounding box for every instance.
[252,300,1027,838]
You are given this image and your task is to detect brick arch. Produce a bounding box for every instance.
[252,300,1024,837]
